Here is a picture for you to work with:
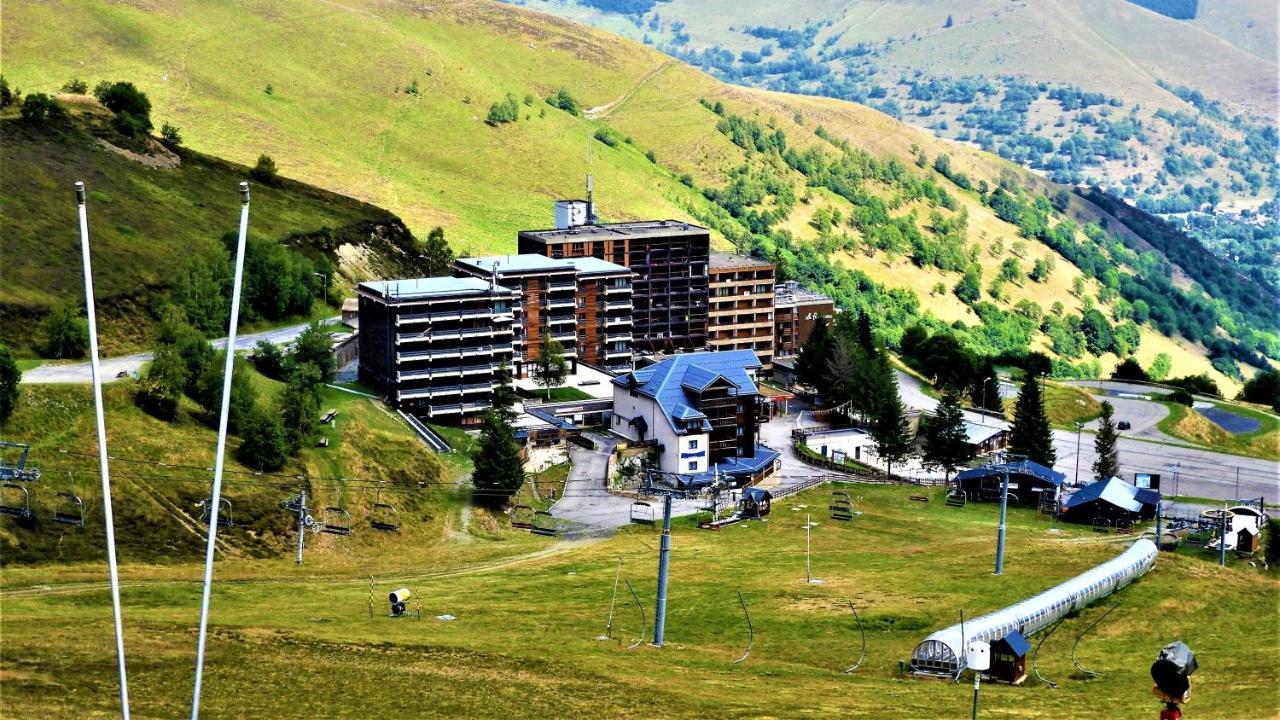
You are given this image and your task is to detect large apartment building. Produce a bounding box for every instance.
[773,281,837,358]
[517,205,710,354]
[357,277,518,424]
[708,253,776,369]
[452,254,634,373]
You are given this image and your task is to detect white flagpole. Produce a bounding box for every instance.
[76,181,132,720]
[190,182,250,719]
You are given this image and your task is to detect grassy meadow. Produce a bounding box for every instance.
[2,483,1276,718]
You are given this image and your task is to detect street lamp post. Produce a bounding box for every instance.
[1073,421,1084,487]
[980,377,994,426]
[1168,462,1181,499]
[313,272,328,308]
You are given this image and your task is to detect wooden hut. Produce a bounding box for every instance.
[989,630,1030,684]
[739,487,772,519]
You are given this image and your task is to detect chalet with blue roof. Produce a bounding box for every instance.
[610,350,779,486]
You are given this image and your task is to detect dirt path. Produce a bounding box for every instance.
[584,60,676,120]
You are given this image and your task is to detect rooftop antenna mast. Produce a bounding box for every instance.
[191,183,252,720]
[76,181,132,720]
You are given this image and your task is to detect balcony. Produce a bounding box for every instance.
[397,345,508,362]
[604,284,631,294]
[396,308,495,325]
[396,326,513,344]
[604,300,631,310]
[398,382,494,401]
[545,298,576,310]
[544,315,577,326]
[604,315,632,326]
[397,363,496,382]
[424,401,491,416]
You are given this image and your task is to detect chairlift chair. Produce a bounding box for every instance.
[830,491,854,521]
[321,506,352,536]
[370,502,399,532]
[630,500,655,526]
[1092,517,1112,534]
[197,497,233,529]
[509,504,535,529]
[530,510,557,537]
[53,492,86,526]
[0,482,33,519]
[945,490,967,508]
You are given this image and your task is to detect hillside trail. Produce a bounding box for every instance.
[584,60,676,120]
[0,533,597,599]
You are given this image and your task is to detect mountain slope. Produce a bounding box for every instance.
[2,0,1270,391]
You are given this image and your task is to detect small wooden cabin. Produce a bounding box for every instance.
[739,487,772,519]
[989,630,1030,684]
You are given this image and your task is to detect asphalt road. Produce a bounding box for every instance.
[895,371,1277,502]
[21,317,340,384]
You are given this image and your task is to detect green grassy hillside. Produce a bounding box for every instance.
[0,372,496,566]
[0,102,424,355]
[1,0,1270,392]
[2,482,1275,718]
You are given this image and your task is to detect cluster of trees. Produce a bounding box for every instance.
[175,233,327,335]
[486,93,521,126]
[0,345,19,423]
[135,316,336,471]
[1238,369,1280,412]
[795,315,914,477]
[899,324,1003,412]
[544,88,580,116]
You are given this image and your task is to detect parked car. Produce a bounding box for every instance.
[1117,420,1132,431]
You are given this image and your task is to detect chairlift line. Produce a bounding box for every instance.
[625,579,647,650]
[1030,615,1066,688]
[76,181,132,720]
[733,590,753,665]
[845,600,867,673]
[1071,601,1121,679]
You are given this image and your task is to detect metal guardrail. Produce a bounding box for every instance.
[396,410,451,453]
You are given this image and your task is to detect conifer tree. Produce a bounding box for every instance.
[471,410,525,508]
[419,226,454,277]
[1092,400,1120,480]
[795,317,833,390]
[921,390,974,481]
[1009,371,1056,467]
[869,371,914,479]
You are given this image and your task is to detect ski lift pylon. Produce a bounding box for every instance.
[54,492,86,526]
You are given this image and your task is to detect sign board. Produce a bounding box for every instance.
[1134,473,1161,490]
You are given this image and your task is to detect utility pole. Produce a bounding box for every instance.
[1073,422,1084,487]
[994,461,1009,576]
[1218,510,1227,568]
[805,513,812,584]
[76,181,132,720]
[652,493,673,647]
[295,488,307,565]
[313,272,328,307]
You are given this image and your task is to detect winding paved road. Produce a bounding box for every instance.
[894,371,1277,502]
[21,317,340,384]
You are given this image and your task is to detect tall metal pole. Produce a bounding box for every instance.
[1155,501,1163,550]
[994,466,1009,576]
[805,513,812,584]
[971,672,981,720]
[1073,422,1083,487]
[76,181,132,720]
[191,183,251,719]
[295,488,307,565]
[1219,510,1227,567]
[652,493,673,647]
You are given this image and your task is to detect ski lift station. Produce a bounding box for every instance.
[911,539,1157,678]
[952,459,1066,507]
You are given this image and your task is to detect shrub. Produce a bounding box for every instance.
[592,128,619,147]
[250,154,279,185]
[159,122,183,147]
[0,76,15,108]
[236,406,287,471]
[60,78,89,94]
[486,93,520,125]
[545,87,580,116]
[39,303,87,359]
[19,93,66,125]
[136,344,187,420]
[1167,388,1194,406]
[0,345,19,423]
[92,81,152,135]
[251,340,287,380]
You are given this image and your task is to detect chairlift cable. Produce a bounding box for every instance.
[1071,601,1121,678]
[844,600,867,673]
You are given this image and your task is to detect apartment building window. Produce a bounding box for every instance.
[687,461,698,471]
[689,439,698,449]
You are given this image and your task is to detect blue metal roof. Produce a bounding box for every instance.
[715,445,780,477]
[998,629,1031,657]
[612,350,762,436]
[742,486,772,501]
[525,408,578,430]
[955,459,1066,487]
[1064,477,1153,514]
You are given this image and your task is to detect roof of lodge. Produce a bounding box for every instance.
[455,254,632,277]
[613,350,762,435]
[709,252,775,270]
[518,219,709,242]
[954,459,1067,487]
[774,281,835,308]
[1064,476,1160,514]
[359,276,512,300]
